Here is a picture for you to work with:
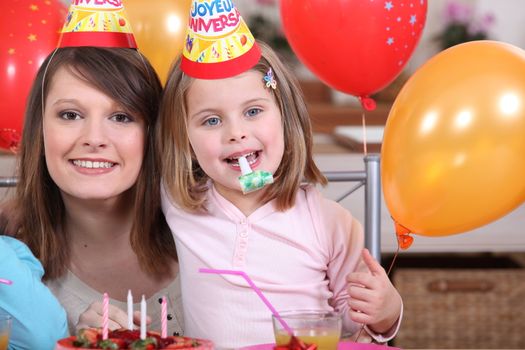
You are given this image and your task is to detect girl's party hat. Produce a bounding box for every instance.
[181,0,261,79]
[58,0,137,49]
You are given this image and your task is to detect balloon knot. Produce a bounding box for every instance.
[397,233,414,250]
[359,96,377,111]
[395,221,414,250]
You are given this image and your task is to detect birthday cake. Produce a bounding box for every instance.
[55,328,214,350]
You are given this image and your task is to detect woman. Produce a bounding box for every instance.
[0,47,182,336]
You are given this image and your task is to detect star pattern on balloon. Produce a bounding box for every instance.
[0,0,66,152]
[383,0,425,55]
[281,0,428,99]
[3,1,65,66]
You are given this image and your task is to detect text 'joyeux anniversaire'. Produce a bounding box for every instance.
[190,0,241,33]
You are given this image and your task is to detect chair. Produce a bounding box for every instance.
[0,155,382,260]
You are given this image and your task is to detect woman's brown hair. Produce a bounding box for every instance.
[6,47,176,280]
[158,41,326,212]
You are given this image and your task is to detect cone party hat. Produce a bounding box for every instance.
[58,0,137,49]
[181,0,261,79]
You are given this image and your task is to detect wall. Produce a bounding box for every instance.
[238,0,525,75]
[409,0,525,73]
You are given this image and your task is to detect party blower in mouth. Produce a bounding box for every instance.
[238,156,274,194]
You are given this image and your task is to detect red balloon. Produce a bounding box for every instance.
[280,0,427,107]
[0,0,66,151]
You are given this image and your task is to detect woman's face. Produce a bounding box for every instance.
[42,66,145,203]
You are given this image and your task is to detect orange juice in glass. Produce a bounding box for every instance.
[0,314,11,350]
[272,310,342,350]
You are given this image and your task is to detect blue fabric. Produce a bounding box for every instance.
[0,236,69,350]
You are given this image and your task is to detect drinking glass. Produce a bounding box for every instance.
[272,310,342,350]
[0,314,12,350]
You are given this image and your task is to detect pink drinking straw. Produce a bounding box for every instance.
[102,292,109,340]
[161,296,168,339]
[0,278,12,285]
[199,268,292,334]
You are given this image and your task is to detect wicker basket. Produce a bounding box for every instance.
[393,268,525,348]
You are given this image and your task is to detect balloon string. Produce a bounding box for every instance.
[354,320,365,341]
[353,238,400,341]
[361,110,368,155]
[387,243,400,277]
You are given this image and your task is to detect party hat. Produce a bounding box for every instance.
[181,0,261,79]
[58,0,137,49]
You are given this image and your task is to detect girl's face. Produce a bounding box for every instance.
[42,66,146,203]
[186,70,285,204]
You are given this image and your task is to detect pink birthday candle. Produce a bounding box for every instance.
[161,296,168,338]
[102,292,109,340]
[199,268,292,334]
[0,278,13,285]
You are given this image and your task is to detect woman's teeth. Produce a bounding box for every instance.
[73,160,115,169]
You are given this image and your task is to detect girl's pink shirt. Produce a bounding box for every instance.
[161,183,400,348]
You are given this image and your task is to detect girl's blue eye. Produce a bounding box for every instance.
[111,113,132,123]
[60,111,81,120]
[205,117,221,126]
[246,108,262,117]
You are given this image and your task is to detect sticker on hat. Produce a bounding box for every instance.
[181,0,261,79]
[58,0,137,49]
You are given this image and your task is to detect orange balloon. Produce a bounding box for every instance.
[381,41,525,239]
[125,0,191,84]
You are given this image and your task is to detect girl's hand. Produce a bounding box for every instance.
[346,248,402,334]
[76,301,151,332]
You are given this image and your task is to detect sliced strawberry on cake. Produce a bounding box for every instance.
[55,328,214,350]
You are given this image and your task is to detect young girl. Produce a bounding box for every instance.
[158,41,403,348]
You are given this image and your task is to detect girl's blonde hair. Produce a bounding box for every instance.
[157,41,326,212]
